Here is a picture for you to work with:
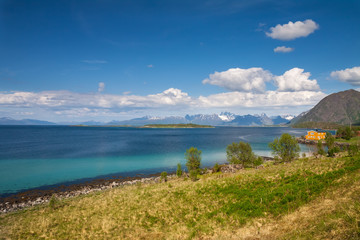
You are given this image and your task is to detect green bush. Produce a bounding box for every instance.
[226,141,256,167]
[253,156,263,167]
[160,171,168,182]
[347,144,359,157]
[328,146,340,157]
[337,126,355,140]
[325,132,335,149]
[213,163,221,173]
[317,140,326,156]
[49,195,60,210]
[185,147,201,174]
[176,163,182,177]
[269,133,300,163]
[189,170,198,181]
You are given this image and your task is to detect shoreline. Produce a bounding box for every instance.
[296,137,350,147]
[0,172,169,214]
[0,157,274,214]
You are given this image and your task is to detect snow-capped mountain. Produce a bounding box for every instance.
[280,115,295,121]
[218,112,236,122]
[110,112,293,126]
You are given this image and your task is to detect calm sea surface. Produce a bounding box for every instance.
[0,126,311,195]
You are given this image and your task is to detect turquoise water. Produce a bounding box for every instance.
[0,126,310,195]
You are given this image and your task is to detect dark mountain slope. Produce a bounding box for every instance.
[293,89,360,125]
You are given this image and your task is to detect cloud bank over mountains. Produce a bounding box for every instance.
[0,65,328,121]
[3,63,358,121]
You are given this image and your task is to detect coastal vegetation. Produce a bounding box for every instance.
[160,172,168,182]
[268,133,300,163]
[1,152,359,239]
[176,163,182,177]
[226,141,263,167]
[185,147,202,181]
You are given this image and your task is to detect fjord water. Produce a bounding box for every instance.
[0,126,310,195]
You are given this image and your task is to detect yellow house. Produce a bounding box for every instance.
[305,130,326,140]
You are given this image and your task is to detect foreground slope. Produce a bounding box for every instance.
[1,155,359,239]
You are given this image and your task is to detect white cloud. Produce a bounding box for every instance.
[0,88,193,109]
[198,91,326,108]
[202,68,273,92]
[274,68,320,92]
[266,19,319,40]
[82,60,108,64]
[330,66,360,86]
[274,46,294,53]
[98,82,105,92]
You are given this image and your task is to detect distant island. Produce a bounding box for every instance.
[141,123,214,128]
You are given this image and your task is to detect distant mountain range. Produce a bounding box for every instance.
[0,113,294,126]
[2,89,358,127]
[106,112,293,126]
[291,89,360,125]
[0,117,56,125]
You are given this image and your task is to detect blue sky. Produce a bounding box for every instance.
[0,0,360,122]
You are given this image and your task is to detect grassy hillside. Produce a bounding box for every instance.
[1,155,360,239]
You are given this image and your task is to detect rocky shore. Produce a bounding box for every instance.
[297,137,350,147]
[0,173,170,214]
[0,158,274,214]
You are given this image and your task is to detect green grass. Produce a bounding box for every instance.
[335,136,360,144]
[1,155,359,239]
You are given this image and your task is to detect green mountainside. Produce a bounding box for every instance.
[292,89,360,126]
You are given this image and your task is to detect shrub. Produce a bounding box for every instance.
[268,133,300,163]
[317,140,326,156]
[213,163,221,173]
[49,195,60,209]
[226,142,256,167]
[189,170,198,181]
[176,163,182,177]
[337,126,355,140]
[253,156,263,167]
[185,147,201,174]
[160,171,168,182]
[328,146,340,157]
[348,144,359,157]
[325,132,335,149]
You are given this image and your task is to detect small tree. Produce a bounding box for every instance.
[253,156,263,167]
[226,142,256,167]
[185,147,201,180]
[337,126,354,140]
[317,140,326,156]
[325,132,335,150]
[268,133,300,163]
[160,171,168,182]
[176,163,182,177]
